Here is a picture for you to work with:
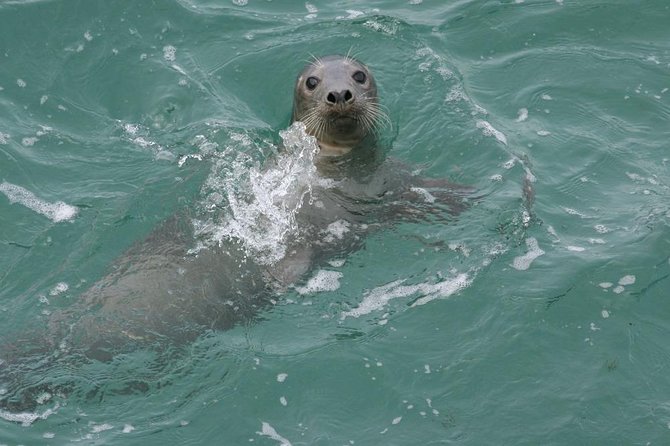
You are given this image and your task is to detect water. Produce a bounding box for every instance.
[1,0,669,444]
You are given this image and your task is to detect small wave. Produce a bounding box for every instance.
[0,181,78,223]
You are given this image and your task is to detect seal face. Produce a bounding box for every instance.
[292,55,385,156]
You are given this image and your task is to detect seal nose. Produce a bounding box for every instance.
[326,89,353,105]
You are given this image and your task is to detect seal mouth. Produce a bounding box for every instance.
[297,95,389,147]
[331,114,358,125]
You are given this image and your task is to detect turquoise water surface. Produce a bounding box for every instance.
[1,1,670,444]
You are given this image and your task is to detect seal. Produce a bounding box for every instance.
[292,55,388,156]
[1,55,470,413]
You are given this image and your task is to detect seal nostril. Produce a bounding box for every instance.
[326,90,353,104]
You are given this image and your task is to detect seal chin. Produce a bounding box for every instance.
[331,115,359,131]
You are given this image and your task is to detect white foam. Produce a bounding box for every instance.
[232,0,248,5]
[516,108,528,122]
[594,224,610,234]
[512,237,544,271]
[17,79,26,88]
[392,416,402,424]
[162,45,176,62]
[49,282,69,296]
[131,136,154,148]
[476,120,507,145]
[123,123,139,135]
[536,130,551,136]
[122,424,135,433]
[279,396,287,406]
[84,31,93,42]
[445,85,466,103]
[0,181,78,222]
[601,310,610,319]
[618,275,635,286]
[122,124,174,161]
[323,220,350,242]
[295,270,343,295]
[435,67,453,80]
[363,19,399,35]
[563,207,586,217]
[342,273,470,318]
[410,187,436,203]
[567,246,585,252]
[599,282,613,289]
[0,404,58,426]
[257,422,292,446]
[22,137,38,146]
[541,94,552,100]
[276,373,288,383]
[0,410,40,425]
[342,9,365,19]
[91,423,113,433]
[0,132,9,144]
[412,274,471,307]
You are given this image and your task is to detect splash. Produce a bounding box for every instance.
[193,122,328,265]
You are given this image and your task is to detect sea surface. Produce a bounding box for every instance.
[1,0,669,444]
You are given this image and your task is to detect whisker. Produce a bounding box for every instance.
[307,53,323,68]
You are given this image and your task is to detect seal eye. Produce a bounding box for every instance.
[352,70,366,84]
[305,76,319,90]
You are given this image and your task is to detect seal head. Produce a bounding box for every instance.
[292,55,384,156]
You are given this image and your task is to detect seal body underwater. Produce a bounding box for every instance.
[0,55,470,412]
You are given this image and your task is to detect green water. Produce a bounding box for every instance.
[1,0,670,444]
